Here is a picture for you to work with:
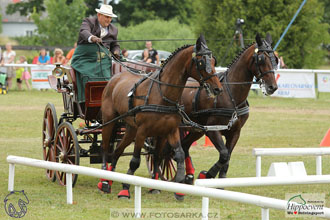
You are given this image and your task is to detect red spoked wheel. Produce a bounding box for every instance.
[42,103,58,182]
[54,122,80,187]
[145,149,176,181]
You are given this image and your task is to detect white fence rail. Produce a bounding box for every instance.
[7,155,330,219]
[253,148,330,177]
[195,175,330,188]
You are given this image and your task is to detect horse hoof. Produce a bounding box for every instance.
[174,192,185,201]
[117,189,130,199]
[198,170,208,179]
[97,181,111,193]
[148,189,161,194]
[185,174,194,185]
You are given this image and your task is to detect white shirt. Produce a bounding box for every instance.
[88,25,108,42]
[3,50,16,64]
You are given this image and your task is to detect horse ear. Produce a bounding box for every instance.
[196,35,202,51]
[200,34,207,45]
[266,33,273,45]
[256,33,263,47]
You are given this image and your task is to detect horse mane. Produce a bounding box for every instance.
[161,44,193,70]
[225,42,255,71]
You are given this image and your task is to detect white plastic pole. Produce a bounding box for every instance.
[202,197,209,220]
[8,163,15,191]
[135,185,141,218]
[253,148,330,156]
[316,155,322,175]
[66,173,73,204]
[6,155,330,219]
[195,175,330,188]
[261,208,269,220]
[256,156,261,177]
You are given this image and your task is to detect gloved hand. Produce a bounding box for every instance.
[91,36,102,43]
[113,50,120,59]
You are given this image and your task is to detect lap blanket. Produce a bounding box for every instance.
[71,44,112,102]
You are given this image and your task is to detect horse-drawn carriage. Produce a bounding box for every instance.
[42,60,178,187]
[41,34,278,200]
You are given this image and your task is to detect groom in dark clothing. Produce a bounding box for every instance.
[71,4,120,103]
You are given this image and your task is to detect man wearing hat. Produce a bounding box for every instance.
[71,4,120,104]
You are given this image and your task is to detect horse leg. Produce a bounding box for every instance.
[149,137,165,194]
[98,118,116,193]
[118,129,144,199]
[181,131,204,184]
[218,130,241,179]
[98,124,136,193]
[167,129,185,201]
[198,131,228,180]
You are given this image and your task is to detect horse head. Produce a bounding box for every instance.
[190,34,223,97]
[252,33,278,95]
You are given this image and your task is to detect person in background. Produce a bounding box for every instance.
[53,48,66,64]
[1,43,16,89]
[121,49,128,58]
[37,48,50,65]
[274,51,287,69]
[142,41,159,65]
[16,56,31,90]
[65,42,77,65]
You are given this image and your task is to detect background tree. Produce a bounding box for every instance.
[114,0,194,26]
[30,0,87,46]
[194,0,330,69]
[118,19,194,52]
[6,0,101,17]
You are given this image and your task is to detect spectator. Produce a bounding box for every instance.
[37,48,50,65]
[1,43,16,90]
[53,48,66,64]
[16,56,31,90]
[65,42,77,65]
[122,49,128,58]
[142,41,159,65]
[274,51,287,69]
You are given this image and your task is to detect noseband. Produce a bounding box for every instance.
[253,41,277,80]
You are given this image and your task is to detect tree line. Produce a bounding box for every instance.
[3,0,330,68]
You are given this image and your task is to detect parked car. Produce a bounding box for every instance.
[126,50,171,62]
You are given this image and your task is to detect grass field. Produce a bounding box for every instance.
[1,88,330,220]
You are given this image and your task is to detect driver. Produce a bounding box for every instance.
[71,4,120,103]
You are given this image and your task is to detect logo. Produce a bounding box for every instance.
[4,190,29,218]
[286,193,324,217]
[322,76,329,83]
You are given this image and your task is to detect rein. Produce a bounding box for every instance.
[91,42,217,132]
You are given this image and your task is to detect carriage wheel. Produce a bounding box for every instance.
[145,152,177,181]
[54,122,80,187]
[42,103,58,182]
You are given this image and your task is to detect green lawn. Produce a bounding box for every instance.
[1,89,330,219]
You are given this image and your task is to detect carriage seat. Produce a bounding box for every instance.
[84,81,108,121]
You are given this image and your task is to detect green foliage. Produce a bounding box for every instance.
[194,0,330,69]
[6,0,99,17]
[30,0,87,46]
[114,0,194,26]
[6,0,45,16]
[117,19,195,52]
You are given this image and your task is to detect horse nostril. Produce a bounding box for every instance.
[214,87,222,95]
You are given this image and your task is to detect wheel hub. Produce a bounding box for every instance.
[59,152,66,163]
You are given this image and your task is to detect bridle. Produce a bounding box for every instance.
[188,42,217,93]
[253,40,278,80]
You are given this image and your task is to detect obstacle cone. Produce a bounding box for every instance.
[203,136,214,147]
[320,129,330,147]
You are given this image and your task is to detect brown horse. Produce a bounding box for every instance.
[179,33,278,184]
[98,35,222,199]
